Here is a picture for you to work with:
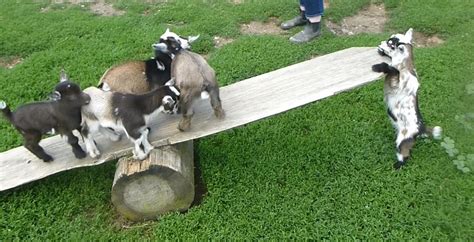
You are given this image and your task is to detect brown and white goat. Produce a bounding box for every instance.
[81,81,180,160]
[0,70,91,162]
[153,29,225,131]
[372,28,442,169]
[97,29,199,94]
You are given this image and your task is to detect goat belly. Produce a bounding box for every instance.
[12,105,56,133]
[387,94,420,141]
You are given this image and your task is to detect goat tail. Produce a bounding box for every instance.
[0,100,13,123]
[422,126,443,140]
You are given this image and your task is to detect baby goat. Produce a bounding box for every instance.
[153,28,225,131]
[81,81,180,160]
[0,70,91,162]
[97,30,199,94]
[372,28,442,169]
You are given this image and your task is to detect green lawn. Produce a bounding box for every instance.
[1,0,473,240]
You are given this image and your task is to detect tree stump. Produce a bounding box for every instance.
[111,141,194,221]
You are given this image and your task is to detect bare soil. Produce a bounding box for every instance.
[326,4,387,35]
[240,17,285,35]
[0,57,22,69]
[412,31,445,47]
[213,36,234,48]
[89,2,125,16]
[40,0,125,16]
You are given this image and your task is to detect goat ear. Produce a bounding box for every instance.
[165,28,170,35]
[59,69,68,83]
[188,35,200,44]
[405,28,414,43]
[50,91,62,101]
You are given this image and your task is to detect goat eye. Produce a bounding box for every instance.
[398,46,404,51]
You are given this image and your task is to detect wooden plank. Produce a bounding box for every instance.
[0,47,388,191]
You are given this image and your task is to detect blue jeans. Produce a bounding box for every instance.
[300,0,324,17]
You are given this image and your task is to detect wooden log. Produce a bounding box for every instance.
[111,141,194,221]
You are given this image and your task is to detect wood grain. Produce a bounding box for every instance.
[0,47,388,191]
[111,141,194,221]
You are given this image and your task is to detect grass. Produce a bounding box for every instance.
[1,0,473,240]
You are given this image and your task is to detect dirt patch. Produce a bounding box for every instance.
[323,0,330,9]
[213,36,234,48]
[326,4,387,35]
[0,57,22,69]
[90,2,125,16]
[240,17,285,35]
[413,32,445,47]
[40,0,125,16]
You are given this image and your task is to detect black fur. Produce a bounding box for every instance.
[111,86,179,139]
[145,51,172,88]
[372,62,399,75]
[1,81,90,162]
[387,109,397,122]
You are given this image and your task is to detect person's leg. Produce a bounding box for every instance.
[280,0,307,30]
[290,0,324,44]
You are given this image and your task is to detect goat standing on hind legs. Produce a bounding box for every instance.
[153,28,225,131]
[0,70,91,162]
[372,28,442,169]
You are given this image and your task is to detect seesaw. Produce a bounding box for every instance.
[0,47,388,221]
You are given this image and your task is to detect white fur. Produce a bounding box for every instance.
[101,82,111,92]
[396,153,404,162]
[201,91,210,99]
[156,60,165,71]
[81,86,177,159]
[432,126,442,140]
[159,28,199,50]
[131,127,154,160]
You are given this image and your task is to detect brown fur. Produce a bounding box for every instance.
[171,50,225,131]
[98,61,150,94]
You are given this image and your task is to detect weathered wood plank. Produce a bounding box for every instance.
[0,47,388,191]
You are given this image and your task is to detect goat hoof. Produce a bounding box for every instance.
[74,149,87,159]
[89,151,101,159]
[393,161,405,170]
[372,63,387,73]
[178,121,191,132]
[42,155,54,162]
[215,109,226,119]
[377,48,387,57]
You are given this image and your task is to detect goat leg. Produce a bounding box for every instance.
[178,94,195,131]
[65,131,87,159]
[23,131,53,162]
[81,122,101,158]
[394,137,415,169]
[208,86,225,119]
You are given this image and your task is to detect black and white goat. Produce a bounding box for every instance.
[0,70,91,162]
[372,28,442,169]
[98,30,199,94]
[153,28,225,131]
[81,81,180,160]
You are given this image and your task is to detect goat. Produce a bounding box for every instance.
[97,30,199,94]
[0,70,91,162]
[81,81,180,160]
[153,28,225,131]
[372,28,442,169]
